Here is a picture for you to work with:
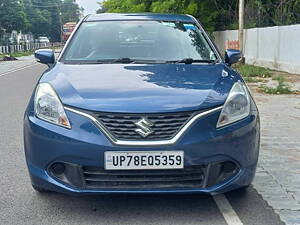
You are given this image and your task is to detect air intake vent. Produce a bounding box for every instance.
[82,166,205,190]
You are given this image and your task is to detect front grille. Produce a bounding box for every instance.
[82,166,205,190]
[89,111,195,141]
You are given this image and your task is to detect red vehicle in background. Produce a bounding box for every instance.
[62,22,77,42]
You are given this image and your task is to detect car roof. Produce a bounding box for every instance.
[85,13,196,23]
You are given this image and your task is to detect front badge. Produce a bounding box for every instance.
[134,118,154,138]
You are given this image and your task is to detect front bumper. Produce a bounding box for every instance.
[24,105,260,195]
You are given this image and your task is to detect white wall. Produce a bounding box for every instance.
[214,30,238,55]
[213,24,300,74]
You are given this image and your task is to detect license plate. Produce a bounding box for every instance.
[104,151,184,170]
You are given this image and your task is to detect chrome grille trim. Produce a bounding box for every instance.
[64,106,222,146]
[91,111,194,141]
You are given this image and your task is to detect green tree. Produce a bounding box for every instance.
[100,0,300,31]
[0,0,29,32]
[24,0,51,37]
[101,0,148,12]
[272,0,300,25]
[61,0,81,23]
[22,0,82,41]
[23,0,60,40]
[101,0,225,32]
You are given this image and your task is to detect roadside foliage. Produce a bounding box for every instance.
[0,0,82,42]
[101,0,300,32]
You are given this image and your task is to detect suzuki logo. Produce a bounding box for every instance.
[134,118,154,138]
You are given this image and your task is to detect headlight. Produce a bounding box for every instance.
[34,83,71,128]
[217,81,250,128]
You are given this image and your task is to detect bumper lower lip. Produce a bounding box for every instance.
[46,161,239,191]
[28,160,257,195]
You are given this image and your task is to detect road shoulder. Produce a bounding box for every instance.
[252,92,300,225]
[0,55,37,76]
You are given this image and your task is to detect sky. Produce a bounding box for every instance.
[76,0,103,15]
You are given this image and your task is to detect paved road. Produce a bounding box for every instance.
[0,63,284,225]
[252,93,300,225]
[0,55,37,76]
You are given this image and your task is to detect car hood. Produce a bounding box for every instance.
[40,62,240,113]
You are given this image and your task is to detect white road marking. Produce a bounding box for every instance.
[213,194,244,225]
[0,63,38,77]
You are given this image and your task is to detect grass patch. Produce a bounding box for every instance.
[243,77,264,83]
[259,75,294,94]
[0,46,62,59]
[233,64,296,94]
[10,51,33,57]
[0,51,34,59]
[234,64,271,78]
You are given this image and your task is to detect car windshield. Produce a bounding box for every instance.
[62,20,218,63]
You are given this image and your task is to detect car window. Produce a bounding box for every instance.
[62,20,217,63]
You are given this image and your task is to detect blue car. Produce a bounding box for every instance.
[24,13,260,195]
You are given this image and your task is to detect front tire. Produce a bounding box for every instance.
[235,184,251,194]
[32,184,49,193]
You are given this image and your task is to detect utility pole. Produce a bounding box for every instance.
[59,12,63,43]
[239,0,245,54]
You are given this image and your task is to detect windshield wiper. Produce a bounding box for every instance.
[166,58,217,64]
[64,58,218,65]
[112,58,135,63]
[96,58,168,64]
[95,58,135,64]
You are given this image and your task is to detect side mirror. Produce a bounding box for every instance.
[35,49,55,66]
[225,49,242,66]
